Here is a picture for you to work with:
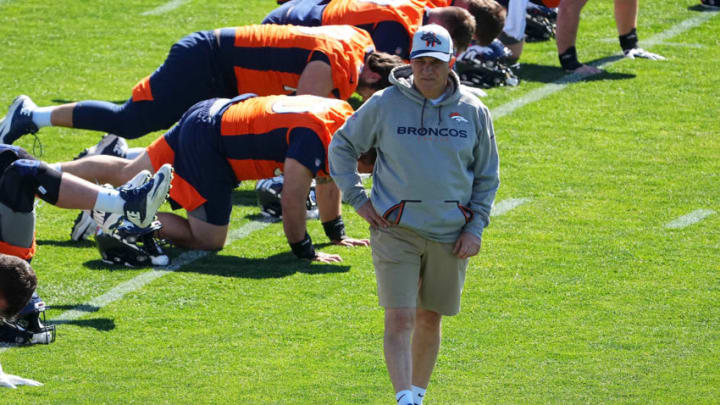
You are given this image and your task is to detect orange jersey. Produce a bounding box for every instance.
[219,25,374,100]
[322,0,426,31]
[219,95,354,181]
[425,0,451,6]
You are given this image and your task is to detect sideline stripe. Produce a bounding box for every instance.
[140,0,189,16]
[665,209,716,229]
[491,198,531,217]
[490,10,719,120]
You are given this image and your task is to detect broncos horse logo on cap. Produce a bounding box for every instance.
[421,32,442,48]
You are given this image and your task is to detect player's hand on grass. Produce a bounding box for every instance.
[623,47,666,60]
[452,232,482,259]
[356,200,390,230]
[333,237,370,247]
[312,251,343,263]
[571,64,603,75]
[0,364,42,389]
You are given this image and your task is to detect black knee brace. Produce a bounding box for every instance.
[0,159,62,211]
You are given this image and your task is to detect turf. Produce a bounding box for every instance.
[0,0,718,403]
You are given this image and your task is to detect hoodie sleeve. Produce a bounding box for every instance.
[329,93,383,210]
[463,104,500,240]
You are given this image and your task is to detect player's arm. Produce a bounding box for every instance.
[296,60,334,98]
[316,176,370,247]
[282,158,341,263]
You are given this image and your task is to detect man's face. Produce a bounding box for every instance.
[411,56,450,99]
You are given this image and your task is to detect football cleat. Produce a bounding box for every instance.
[96,220,169,267]
[74,133,129,160]
[701,0,720,8]
[70,210,96,241]
[0,95,39,145]
[120,164,173,229]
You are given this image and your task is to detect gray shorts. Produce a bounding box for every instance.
[370,226,469,316]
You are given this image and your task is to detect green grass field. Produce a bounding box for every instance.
[1,0,718,403]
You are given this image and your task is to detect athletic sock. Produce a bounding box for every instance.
[396,389,414,405]
[93,188,124,213]
[125,147,145,160]
[32,107,55,128]
[619,27,639,52]
[412,385,426,405]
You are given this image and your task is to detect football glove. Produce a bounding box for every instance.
[623,47,666,60]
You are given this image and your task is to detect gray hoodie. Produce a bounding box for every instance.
[329,65,500,243]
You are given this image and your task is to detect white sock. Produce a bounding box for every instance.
[412,385,426,405]
[125,147,145,160]
[93,188,124,213]
[31,107,55,128]
[396,390,414,405]
[49,163,62,173]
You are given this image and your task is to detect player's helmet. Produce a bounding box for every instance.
[1,293,56,346]
[95,220,169,267]
[255,176,318,219]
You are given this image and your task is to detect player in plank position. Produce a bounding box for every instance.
[263,0,478,59]
[52,94,371,262]
[0,25,403,144]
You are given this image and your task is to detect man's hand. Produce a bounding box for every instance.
[0,364,42,389]
[452,232,482,259]
[357,200,391,229]
[312,251,343,263]
[333,237,370,247]
[623,48,665,60]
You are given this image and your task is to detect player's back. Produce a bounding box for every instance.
[219,95,354,181]
[217,24,374,100]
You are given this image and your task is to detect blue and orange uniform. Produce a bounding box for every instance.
[263,0,428,59]
[72,25,372,140]
[145,94,353,226]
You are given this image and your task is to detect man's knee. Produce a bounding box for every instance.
[415,309,442,331]
[385,308,416,334]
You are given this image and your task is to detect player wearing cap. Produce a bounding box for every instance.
[329,24,499,405]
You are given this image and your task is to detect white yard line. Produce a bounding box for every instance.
[598,38,706,48]
[491,198,532,217]
[140,0,189,16]
[665,209,716,229]
[490,10,719,120]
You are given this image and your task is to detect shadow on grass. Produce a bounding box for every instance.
[232,188,260,208]
[517,57,634,84]
[688,4,719,11]
[49,318,116,331]
[177,251,351,279]
[37,239,95,248]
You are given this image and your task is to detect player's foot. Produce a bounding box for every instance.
[70,210,96,241]
[120,164,173,229]
[700,0,720,9]
[92,170,152,233]
[0,95,39,145]
[74,133,128,160]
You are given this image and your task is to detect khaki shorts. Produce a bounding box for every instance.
[370,226,469,316]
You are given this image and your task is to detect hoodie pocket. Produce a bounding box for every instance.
[446,200,474,224]
[382,200,472,232]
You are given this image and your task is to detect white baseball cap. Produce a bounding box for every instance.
[409,24,454,62]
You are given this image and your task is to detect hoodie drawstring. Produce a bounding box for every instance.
[420,98,427,129]
[438,105,442,125]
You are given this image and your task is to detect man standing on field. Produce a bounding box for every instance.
[329,24,499,405]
